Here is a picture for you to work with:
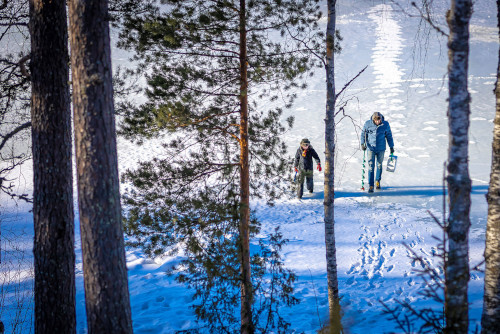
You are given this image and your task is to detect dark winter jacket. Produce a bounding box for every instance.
[361,113,394,153]
[294,146,320,171]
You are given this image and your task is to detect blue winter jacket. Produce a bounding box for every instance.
[361,113,394,153]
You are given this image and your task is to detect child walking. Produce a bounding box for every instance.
[294,138,321,199]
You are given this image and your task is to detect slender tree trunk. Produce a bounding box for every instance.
[324,0,342,333]
[67,0,133,333]
[481,1,500,333]
[445,1,472,333]
[238,0,253,333]
[29,0,76,333]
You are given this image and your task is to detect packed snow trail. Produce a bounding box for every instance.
[253,185,486,332]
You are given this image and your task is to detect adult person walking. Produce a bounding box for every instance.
[361,112,395,193]
[294,138,321,199]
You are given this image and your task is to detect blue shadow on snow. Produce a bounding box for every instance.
[332,185,488,198]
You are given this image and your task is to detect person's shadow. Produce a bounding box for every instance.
[301,185,489,199]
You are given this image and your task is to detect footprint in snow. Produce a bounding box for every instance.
[346,263,360,275]
[360,268,370,278]
[422,257,432,269]
[360,251,368,266]
[431,247,438,256]
[374,255,387,274]
[420,247,430,257]
[416,232,424,243]
[346,276,356,285]
[378,240,387,253]
[369,280,382,289]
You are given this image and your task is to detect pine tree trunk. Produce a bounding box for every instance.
[29,0,76,332]
[324,0,342,333]
[67,0,133,332]
[481,1,500,332]
[238,1,253,333]
[445,1,472,333]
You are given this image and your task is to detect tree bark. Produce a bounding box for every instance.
[239,1,253,333]
[445,1,472,333]
[29,0,76,332]
[324,1,342,333]
[481,1,500,333]
[67,0,133,333]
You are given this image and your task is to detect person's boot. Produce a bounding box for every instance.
[368,186,374,193]
[375,181,381,190]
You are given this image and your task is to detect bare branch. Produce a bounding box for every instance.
[410,2,448,37]
[0,121,31,152]
[335,65,368,99]
[391,1,448,37]
[0,22,28,27]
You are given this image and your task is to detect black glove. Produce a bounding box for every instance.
[390,147,395,154]
[361,144,367,151]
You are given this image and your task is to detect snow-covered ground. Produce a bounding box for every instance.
[1,0,498,333]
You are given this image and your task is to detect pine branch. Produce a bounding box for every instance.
[202,39,239,46]
[211,125,240,142]
[179,85,239,99]
[248,47,320,59]
[171,110,239,128]
[247,21,287,33]
[198,41,240,56]
[283,23,324,66]
[159,49,238,59]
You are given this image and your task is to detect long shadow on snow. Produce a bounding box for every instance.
[333,185,488,198]
[298,185,488,200]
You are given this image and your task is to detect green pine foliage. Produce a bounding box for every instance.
[175,226,299,333]
[115,0,324,331]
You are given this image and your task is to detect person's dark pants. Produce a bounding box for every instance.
[297,169,314,198]
[367,150,385,187]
